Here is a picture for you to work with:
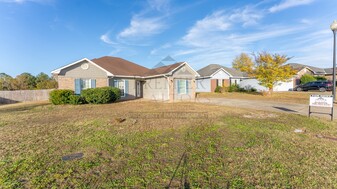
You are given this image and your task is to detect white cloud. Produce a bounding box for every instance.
[182,11,231,47]
[118,16,165,39]
[229,6,264,26]
[269,0,314,13]
[181,7,264,47]
[169,5,310,70]
[148,0,169,12]
[100,33,117,45]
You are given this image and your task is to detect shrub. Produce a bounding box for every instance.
[228,84,240,92]
[214,86,222,93]
[82,87,120,104]
[300,74,316,84]
[314,76,327,81]
[49,89,74,105]
[249,88,257,92]
[109,87,121,102]
[69,95,85,105]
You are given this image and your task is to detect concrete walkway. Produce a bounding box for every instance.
[196,97,335,120]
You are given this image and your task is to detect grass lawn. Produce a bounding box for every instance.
[1,101,337,188]
[197,91,334,104]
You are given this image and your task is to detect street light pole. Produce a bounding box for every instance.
[330,20,337,102]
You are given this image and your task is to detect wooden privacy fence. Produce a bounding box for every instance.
[0,89,53,104]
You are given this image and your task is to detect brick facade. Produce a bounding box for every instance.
[57,77,74,90]
[96,78,108,88]
[223,79,230,87]
[211,79,217,92]
[57,77,107,90]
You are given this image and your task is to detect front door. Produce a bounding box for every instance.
[136,81,141,98]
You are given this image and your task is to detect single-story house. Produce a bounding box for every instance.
[196,64,248,92]
[288,63,326,85]
[239,63,328,92]
[51,56,199,102]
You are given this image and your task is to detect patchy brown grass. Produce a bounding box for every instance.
[1,101,337,188]
[197,91,333,104]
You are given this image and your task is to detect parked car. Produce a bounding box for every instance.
[294,81,332,92]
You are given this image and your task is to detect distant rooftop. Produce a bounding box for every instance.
[197,64,248,78]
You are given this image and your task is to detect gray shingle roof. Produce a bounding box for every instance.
[197,64,248,78]
[287,63,326,75]
[324,68,333,75]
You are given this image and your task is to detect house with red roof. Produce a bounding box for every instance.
[51,56,199,102]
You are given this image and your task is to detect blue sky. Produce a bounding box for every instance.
[1,0,337,77]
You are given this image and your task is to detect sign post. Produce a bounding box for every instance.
[309,95,334,121]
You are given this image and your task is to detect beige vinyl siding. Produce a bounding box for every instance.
[143,77,169,101]
[171,64,196,101]
[172,64,195,78]
[109,78,137,100]
[59,60,107,78]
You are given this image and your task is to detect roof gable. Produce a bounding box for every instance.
[52,56,198,78]
[51,58,114,76]
[197,64,247,77]
[287,63,326,75]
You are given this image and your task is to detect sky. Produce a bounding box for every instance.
[1,0,337,77]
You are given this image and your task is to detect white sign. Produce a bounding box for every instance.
[310,95,333,108]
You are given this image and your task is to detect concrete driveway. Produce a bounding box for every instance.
[196,97,335,120]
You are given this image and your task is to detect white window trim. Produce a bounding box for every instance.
[115,79,126,97]
[81,79,92,90]
[178,79,187,95]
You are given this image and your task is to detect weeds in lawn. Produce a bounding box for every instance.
[0,102,337,188]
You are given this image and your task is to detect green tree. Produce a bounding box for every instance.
[36,79,58,89]
[314,75,327,81]
[35,72,58,89]
[13,73,36,90]
[233,52,296,94]
[0,73,14,90]
[300,74,316,84]
[36,72,50,83]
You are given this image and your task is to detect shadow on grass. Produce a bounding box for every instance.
[0,102,49,113]
[0,97,18,105]
[272,106,298,113]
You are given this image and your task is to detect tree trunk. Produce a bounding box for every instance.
[267,87,273,96]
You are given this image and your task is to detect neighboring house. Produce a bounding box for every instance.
[287,63,326,85]
[51,56,199,102]
[323,68,336,81]
[239,63,327,92]
[196,64,248,92]
[239,79,294,92]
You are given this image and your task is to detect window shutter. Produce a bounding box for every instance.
[91,79,96,88]
[125,80,129,96]
[75,79,81,94]
[109,79,114,87]
[177,80,180,94]
[114,80,118,87]
[186,80,189,94]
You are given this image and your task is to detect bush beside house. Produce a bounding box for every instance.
[300,74,327,84]
[81,87,120,104]
[214,84,257,93]
[300,74,316,84]
[49,89,74,105]
[49,87,121,105]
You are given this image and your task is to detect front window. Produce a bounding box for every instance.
[178,79,187,95]
[218,79,223,87]
[81,79,91,90]
[114,79,125,97]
